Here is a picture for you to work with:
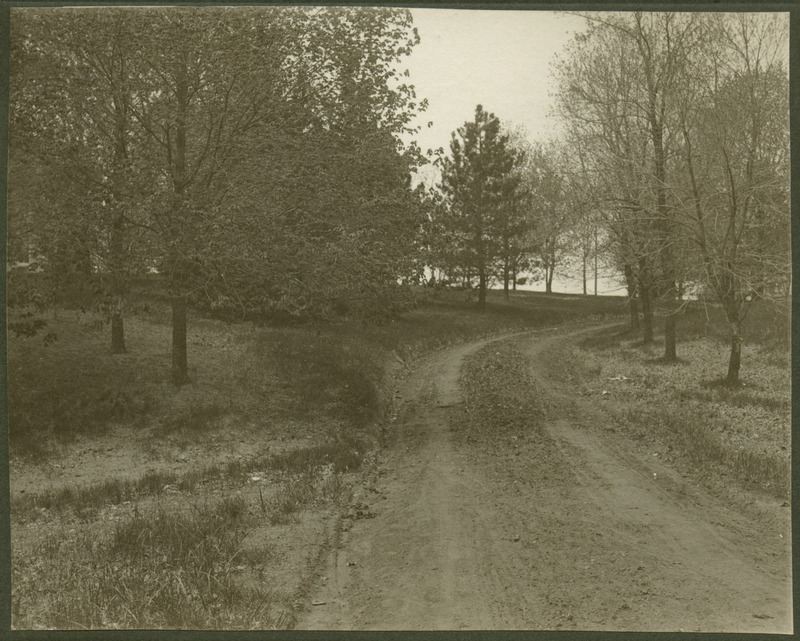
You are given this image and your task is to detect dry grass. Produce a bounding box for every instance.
[559,308,791,499]
[459,342,546,435]
[13,496,274,629]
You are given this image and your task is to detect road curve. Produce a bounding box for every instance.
[297,327,792,632]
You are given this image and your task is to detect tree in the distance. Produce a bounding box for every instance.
[439,105,524,308]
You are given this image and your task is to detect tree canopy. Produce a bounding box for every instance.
[9,6,428,382]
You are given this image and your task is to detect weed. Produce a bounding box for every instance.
[13,438,365,524]
[269,438,366,475]
[266,476,316,525]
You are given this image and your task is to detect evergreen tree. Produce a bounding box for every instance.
[439,105,523,308]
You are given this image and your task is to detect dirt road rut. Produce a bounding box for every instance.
[299,328,792,632]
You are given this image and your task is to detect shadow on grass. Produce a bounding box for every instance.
[643,356,689,366]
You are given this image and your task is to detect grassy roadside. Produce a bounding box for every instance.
[548,304,790,500]
[9,288,626,629]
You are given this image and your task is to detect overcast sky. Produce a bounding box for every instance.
[405,9,589,156]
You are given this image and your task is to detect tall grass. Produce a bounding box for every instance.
[12,437,367,523]
[13,496,276,629]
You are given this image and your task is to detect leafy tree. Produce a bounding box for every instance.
[196,7,427,321]
[118,8,304,383]
[214,125,424,320]
[10,9,153,352]
[10,6,427,385]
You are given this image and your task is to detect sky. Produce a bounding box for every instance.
[404,9,589,157]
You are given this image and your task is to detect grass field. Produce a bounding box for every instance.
[8,288,626,629]
[8,289,789,628]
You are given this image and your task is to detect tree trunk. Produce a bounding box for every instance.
[109,74,128,354]
[722,288,743,385]
[640,285,653,344]
[641,31,678,362]
[109,211,126,354]
[664,313,677,361]
[726,320,742,385]
[624,264,639,330]
[638,258,653,344]
[512,265,517,291]
[170,57,189,385]
[478,265,487,308]
[503,260,510,299]
[582,252,587,295]
[172,296,189,386]
[593,227,598,296]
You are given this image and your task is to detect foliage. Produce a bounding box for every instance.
[9,7,429,381]
[208,126,425,320]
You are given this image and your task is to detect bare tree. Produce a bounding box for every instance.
[674,13,789,384]
[556,12,713,356]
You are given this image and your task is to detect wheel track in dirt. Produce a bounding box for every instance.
[299,332,530,630]
[297,324,792,632]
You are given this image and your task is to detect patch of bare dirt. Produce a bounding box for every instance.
[9,420,318,500]
[297,327,792,632]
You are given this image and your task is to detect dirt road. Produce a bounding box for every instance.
[298,327,792,632]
